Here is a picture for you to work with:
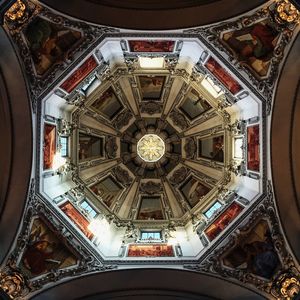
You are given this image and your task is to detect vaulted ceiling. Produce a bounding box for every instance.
[0,1,299,300]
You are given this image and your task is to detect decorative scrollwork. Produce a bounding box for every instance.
[112,166,133,186]
[105,137,118,159]
[140,181,162,195]
[169,167,189,186]
[184,137,197,159]
[140,101,162,115]
[169,110,188,130]
[113,110,133,130]
[272,271,300,299]
[0,269,29,299]
[184,181,299,298]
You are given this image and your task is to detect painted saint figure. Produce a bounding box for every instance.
[223,22,279,77]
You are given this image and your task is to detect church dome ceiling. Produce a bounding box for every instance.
[0,0,299,299]
[39,35,263,262]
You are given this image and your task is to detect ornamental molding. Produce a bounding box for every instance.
[184,181,300,298]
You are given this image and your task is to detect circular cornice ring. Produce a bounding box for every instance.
[40,0,266,30]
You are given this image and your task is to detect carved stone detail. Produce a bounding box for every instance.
[4,0,40,34]
[112,166,133,186]
[0,269,29,299]
[113,110,133,130]
[165,55,179,74]
[272,271,300,299]
[2,180,117,296]
[5,4,118,104]
[140,101,162,115]
[169,167,189,186]
[124,55,139,73]
[140,181,162,195]
[185,2,299,115]
[105,137,118,158]
[169,111,188,130]
[184,181,299,298]
[184,137,197,159]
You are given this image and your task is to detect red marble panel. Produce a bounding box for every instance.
[247,125,260,172]
[205,202,243,241]
[128,40,175,52]
[127,244,174,257]
[59,201,94,240]
[60,56,98,93]
[43,123,56,170]
[205,57,242,95]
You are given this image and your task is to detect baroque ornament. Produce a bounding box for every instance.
[113,166,133,186]
[137,134,165,163]
[140,181,163,195]
[169,111,188,130]
[0,270,29,299]
[105,137,118,158]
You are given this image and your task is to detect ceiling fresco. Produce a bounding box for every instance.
[0,0,299,299]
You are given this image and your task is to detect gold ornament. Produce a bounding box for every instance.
[0,271,26,299]
[280,277,300,299]
[275,0,300,24]
[5,0,27,22]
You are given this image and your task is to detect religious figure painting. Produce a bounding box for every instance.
[204,202,243,241]
[78,133,104,161]
[128,40,175,52]
[222,221,280,280]
[221,20,279,78]
[43,123,56,170]
[180,176,211,208]
[247,125,260,172]
[91,87,124,120]
[138,76,165,101]
[24,17,82,76]
[19,218,77,279]
[60,56,98,93]
[59,201,94,240]
[127,244,174,257]
[198,135,224,163]
[179,88,212,120]
[90,176,123,208]
[137,196,164,220]
[205,57,242,95]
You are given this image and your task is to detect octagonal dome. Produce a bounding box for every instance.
[38,34,264,263]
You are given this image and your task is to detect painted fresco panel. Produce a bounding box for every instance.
[59,201,94,240]
[205,202,243,241]
[128,40,175,52]
[90,176,123,208]
[24,17,82,76]
[221,21,279,78]
[137,196,164,220]
[78,133,104,161]
[19,218,77,278]
[60,56,98,93]
[91,87,123,120]
[222,221,280,279]
[127,244,174,257]
[138,76,165,100]
[43,123,56,170]
[247,125,260,172]
[180,176,211,208]
[205,57,242,94]
[198,135,224,163]
[179,88,212,120]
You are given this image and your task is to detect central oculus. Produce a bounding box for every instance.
[137,134,165,163]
